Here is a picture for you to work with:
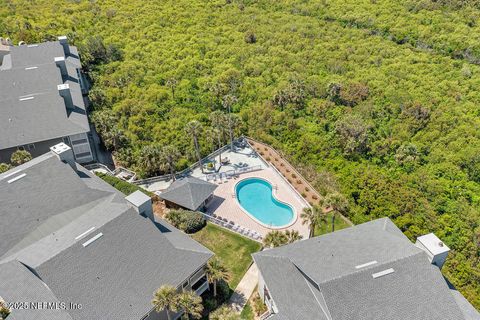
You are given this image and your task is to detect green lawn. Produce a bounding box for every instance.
[314,213,351,237]
[192,223,262,288]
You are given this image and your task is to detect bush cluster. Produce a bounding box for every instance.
[165,209,206,233]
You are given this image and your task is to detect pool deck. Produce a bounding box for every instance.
[206,167,310,238]
[140,146,266,192]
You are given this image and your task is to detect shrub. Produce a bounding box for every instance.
[301,192,307,197]
[291,173,297,178]
[165,209,206,233]
[244,30,257,44]
[286,169,290,173]
[274,158,279,161]
[96,172,152,196]
[280,163,285,167]
[266,157,271,161]
[252,294,267,316]
[10,150,32,166]
[305,187,310,192]
[296,180,302,184]
[264,147,268,151]
[312,194,318,200]
[0,163,11,173]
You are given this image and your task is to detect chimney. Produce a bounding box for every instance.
[57,35,70,56]
[57,84,74,110]
[125,190,154,221]
[50,143,76,170]
[54,56,67,77]
[415,233,450,269]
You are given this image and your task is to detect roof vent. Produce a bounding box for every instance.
[355,260,378,269]
[25,66,38,70]
[415,233,450,269]
[75,227,96,240]
[372,268,395,279]
[82,233,103,247]
[7,173,27,184]
[19,96,34,101]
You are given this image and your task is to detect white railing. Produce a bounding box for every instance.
[85,163,137,182]
[204,164,263,182]
[259,311,273,320]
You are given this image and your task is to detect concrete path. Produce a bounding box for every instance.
[229,262,259,312]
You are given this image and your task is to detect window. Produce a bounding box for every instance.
[63,137,70,145]
[182,281,189,289]
[27,144,35,150]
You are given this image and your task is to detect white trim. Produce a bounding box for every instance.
[233,177,297,229]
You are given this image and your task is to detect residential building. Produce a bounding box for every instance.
[0,143,213,320]
[253,217,480,320]
[0,36,94,164]
[159,177,217,211]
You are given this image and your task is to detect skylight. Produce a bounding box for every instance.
[24,66,38,70]
[19,96,34,101]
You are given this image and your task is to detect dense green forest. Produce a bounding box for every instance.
[1,0,480,308]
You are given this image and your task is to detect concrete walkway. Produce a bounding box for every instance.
[229,262,259,312]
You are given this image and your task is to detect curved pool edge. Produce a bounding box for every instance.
[233,177,298,230]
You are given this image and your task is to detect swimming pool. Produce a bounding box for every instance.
[235,178,295,228]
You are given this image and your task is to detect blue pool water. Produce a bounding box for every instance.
[235,178,294,227]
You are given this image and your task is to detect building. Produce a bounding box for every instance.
[0,143,213,320]
[0,36,94,164]
[159,177,217,211]
[253,218,480,320]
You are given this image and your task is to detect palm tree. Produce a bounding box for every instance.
[185,120,203,171]
[206,257,230,297]
[209,110,226,163]
[160,145,181,181]
[222,94,238,151]
[322,192,348,232]
[139,144,162,176]
[209,304,240,320]
[175,291,203,320]
[285,230,303,243]
[263,230,288,248]
[300,205,321,238]
[152,285,178,320]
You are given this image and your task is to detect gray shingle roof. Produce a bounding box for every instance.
[0,40,89,149]
[254,218,479,320]
[0,260,72,320]
[0,151,213,320]
[160,177,217,210]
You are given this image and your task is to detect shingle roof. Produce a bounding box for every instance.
[0,260,72,320]
[0,40,89,149]
[0,151,213,320]
[254,218,479,320]
[160,177,217,210]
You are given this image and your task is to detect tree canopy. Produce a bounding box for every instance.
[1,0,480,308]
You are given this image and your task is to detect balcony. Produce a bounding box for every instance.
[191,275,209,295]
